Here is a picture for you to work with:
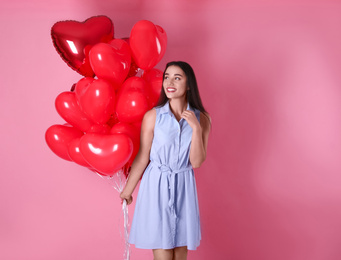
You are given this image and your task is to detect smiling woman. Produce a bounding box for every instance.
[120,61,211,260]
[163,66,187,99]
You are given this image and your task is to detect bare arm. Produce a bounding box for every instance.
[120,109,156,204]
[181,111,211,168]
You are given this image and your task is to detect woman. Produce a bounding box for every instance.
[120,61,211,260]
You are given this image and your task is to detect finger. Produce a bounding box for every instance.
[182,111,194,118]
[181,112,190,118]
[182,114,193,121]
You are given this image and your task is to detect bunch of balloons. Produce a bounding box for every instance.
[45,16,167,177]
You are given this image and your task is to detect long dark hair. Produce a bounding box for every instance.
[156,61,209,119]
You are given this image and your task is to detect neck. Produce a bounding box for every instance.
[169,98,188,118]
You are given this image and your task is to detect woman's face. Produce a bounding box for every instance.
[163,65,188,100]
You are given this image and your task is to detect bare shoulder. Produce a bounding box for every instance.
[200,112,212,132]
[141,108,157,131]
[144,108,157,120]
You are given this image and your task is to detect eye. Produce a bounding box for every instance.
[164,76,168,80]
[175,77,180,80]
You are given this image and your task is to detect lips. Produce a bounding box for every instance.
[166,87,176,92]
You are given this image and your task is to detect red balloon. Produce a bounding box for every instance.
[131,121,142,134]
[87,124,111,134]
[132,119,142,127]
[117,76,147,94]
[45,125,84,161]
[51,16,114,77]
[111,122,140,164]
[122,37,140,77]
[67,137,91,167]
[76,79,116,124]
[142,68,163,108]
[89,39,131,89]
[110,122,139,142]
[79,133,133,175]
[75,77,94,97]
[116,77,149,123]
[55,91,93,132]
[129,20,167,70]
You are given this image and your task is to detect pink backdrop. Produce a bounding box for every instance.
[1,0,341,259]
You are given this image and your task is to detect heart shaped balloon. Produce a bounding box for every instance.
[142,68,163,108]
[51,16,114,77]
[55,91,93,132]
[116,77,149,123]
[80,133,133,175]
[76,79,116,124]
[67,137,91,167]
[116,76,147,94]
[74,77,94,97]
[129,20,167,70]
[45,124,84,161]
[89,39,131,89]
[111,122,140,165]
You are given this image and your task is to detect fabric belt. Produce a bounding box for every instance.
[150,160,193,218]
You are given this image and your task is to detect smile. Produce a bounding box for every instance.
[166,87,176,92]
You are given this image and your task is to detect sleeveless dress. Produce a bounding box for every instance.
[128,101,201,250]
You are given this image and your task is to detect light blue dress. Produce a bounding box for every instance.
[128,101,201,250]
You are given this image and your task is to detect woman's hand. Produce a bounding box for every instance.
[120,192,133,205]
[181,110,201,131]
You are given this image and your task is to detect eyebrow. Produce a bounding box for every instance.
[164,73,183,77]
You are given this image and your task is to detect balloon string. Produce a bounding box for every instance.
[97,170,131,260]
[122,199,130,260]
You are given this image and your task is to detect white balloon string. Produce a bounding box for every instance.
[97,170,131,260]
[122,199,130,260]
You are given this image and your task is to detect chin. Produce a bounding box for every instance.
[167,93,187,100]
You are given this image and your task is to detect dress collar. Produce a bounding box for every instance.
[159,100,194,115]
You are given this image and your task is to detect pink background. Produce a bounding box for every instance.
[1,0,341,259]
